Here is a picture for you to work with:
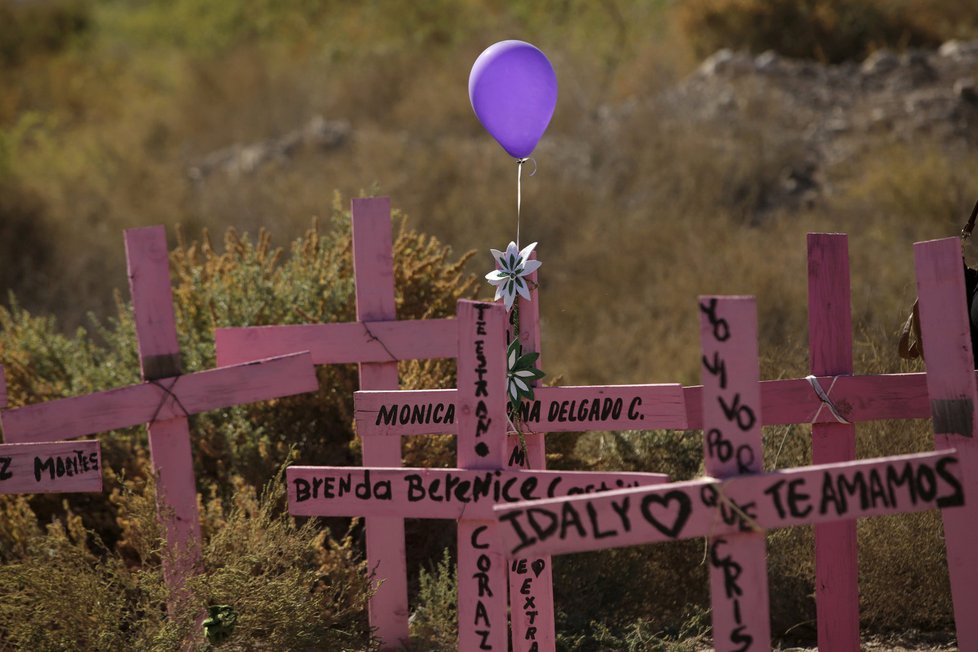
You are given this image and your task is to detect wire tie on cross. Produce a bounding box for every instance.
[148,376,191,424]
[805,374,851,425]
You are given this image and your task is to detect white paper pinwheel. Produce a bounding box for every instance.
[485,241,542,311]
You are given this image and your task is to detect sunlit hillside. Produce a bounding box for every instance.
[3,0,978,648]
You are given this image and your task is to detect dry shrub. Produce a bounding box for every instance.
[679,0,941,63]
[0,466,377,651]
[177,471,378,651]
[0,490,175,651]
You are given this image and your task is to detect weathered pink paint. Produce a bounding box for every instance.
[698,296,771,652]
[493,449,964,556]
[507,253,555,652]
[913,237,978,651]
[0,225,319,609]
[1,352,318,443]
[457,300,509,652]
[215,318,456,366]
[287,467,667,519]
[807,233,859,652]
[354,384,686,437]
[0,440,103,494]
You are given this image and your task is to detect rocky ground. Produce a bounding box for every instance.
[652,40,978,214]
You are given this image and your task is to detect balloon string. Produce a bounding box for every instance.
[516,158,525,248]
[515,157,536,248]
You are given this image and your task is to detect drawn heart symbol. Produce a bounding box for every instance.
[531,559,545,578]
[640,491,692,539]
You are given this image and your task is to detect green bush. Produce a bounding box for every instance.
[407,548,458,651]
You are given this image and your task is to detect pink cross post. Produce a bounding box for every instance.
[506,251,556,651]
[913,237,978,651]
[807,233,859,650]
[699,296,770,649]
[289,299,675,651]
[0,226,319,601]
[494,295,967,651]
[214,197,458,649]
[0,366,102,495]
[456,299,509,651]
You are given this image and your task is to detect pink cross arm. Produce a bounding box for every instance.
[0,351,319,443]
[287,467,669,519]
[684,371,943,429]
[0,440,103,494]
[492,449,964,558]
[214,319,457,366]
[354,384,687,436]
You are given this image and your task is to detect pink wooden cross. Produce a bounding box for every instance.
[0,366,102,495]
[355,313,686,650]
[289,299,675,651]
[494,295,968,651]
[0,226,319,601]
[214,197,458,649]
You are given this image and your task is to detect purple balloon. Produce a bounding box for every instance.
[469,40,557,159]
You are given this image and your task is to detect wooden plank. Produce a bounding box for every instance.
[457,300,508,651]
[214,319,457,366]
[287,467,668,519]
[125,226,201,596]
[808,233,860,652]
[1,352,319,443]
[913,237,978,651]
[683,371,945,430]
[355,384,687,437]
[699,296,770,652]
[507,251,555,652]
[0,440,103,494]
[351,197,409,650]
[493,449,964,557]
